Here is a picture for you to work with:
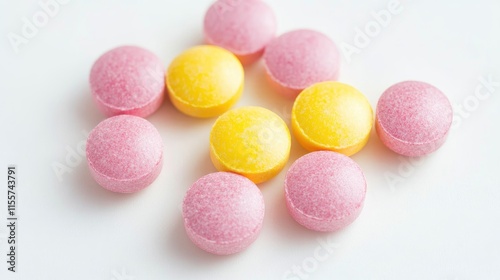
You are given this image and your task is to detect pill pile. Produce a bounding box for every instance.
[86,0,453,255]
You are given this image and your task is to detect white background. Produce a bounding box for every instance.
[1,0,500,279]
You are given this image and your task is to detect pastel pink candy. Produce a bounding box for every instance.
[285,151,366,232]
[376,81,453,157]
[86,115,163,193]
[263,29,340,99]
[204,0,276,65]
[90,46,165,117]
[183,172,265,255]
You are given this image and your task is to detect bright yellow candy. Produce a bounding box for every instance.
[166,45,244,118]
[210,106,291,183]
[292,81,373,156]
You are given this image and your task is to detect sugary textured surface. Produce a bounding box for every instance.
[376,81,453,156]
[292,81,373,156]
[167,45,244,118]
[90,46,165,117]
[204,0,276,65]
[263,29,340,99]
[183,172,265,255]
[210,106,291,183]
[285,151,366,232]
[86,115,163,193]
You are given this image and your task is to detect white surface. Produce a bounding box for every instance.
[1,0,500,279]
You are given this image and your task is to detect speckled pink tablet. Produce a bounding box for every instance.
[86,115,163,193]
[204,0,276,65]
[376,81,453,157]
[285,151,366,232]
[183,172,265,255]
[90,46,165,117]
[263,29,340,99]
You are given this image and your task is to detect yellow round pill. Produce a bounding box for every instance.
[166,45,244,118]
[292,81,373,156]
[210,106,291,183]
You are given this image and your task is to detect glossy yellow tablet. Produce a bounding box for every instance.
[166,45,244,118]
[210,106,291,183]
[291,81,373,156]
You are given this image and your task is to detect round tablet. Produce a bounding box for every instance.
[263,29,340,99]
[210,106,291,183]
[285,151,366,232]
[183,172,265,255]
[376,81,453,157]
[291,81,373,156]
[90,46,165,117]
[204,0,277,65]
[86,115,163,193]
[166,45,244,118]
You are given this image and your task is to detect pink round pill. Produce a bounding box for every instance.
[183,172,265,255]
[263,29,340,99]
[90,46,165,117]
[285,151,366,232]
[376,81,453,157]
[86,115,163,193]
[204,0,276,65]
